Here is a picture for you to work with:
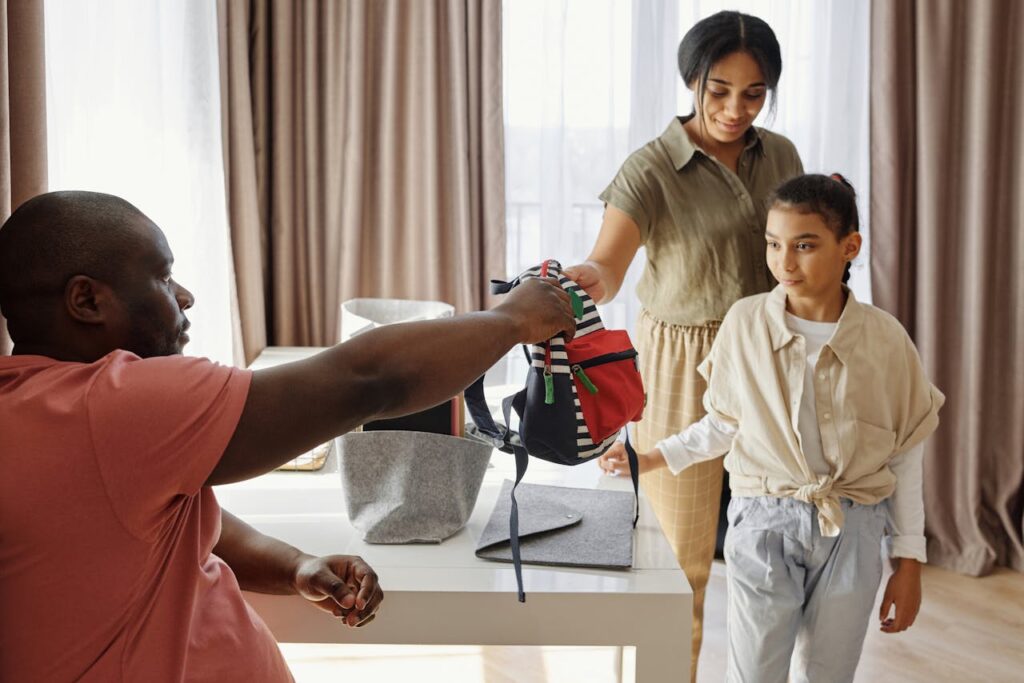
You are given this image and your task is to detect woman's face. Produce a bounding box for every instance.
[692,50,768,145]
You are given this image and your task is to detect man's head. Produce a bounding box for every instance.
[0,191,194,361]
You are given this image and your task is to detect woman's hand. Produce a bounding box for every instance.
[598,441,666,477]
[565,205,643,304]
[563,261,607,303]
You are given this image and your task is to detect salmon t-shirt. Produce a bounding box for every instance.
[0,351,294,682]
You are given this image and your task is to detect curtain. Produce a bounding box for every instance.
[219,0,506,362]
[44,0,236,364]
[0,0,47,355]
[871,0,1024,575]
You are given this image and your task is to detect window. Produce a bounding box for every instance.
[44,0,236,364]
[504,0,871,363]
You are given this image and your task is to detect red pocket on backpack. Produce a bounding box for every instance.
[564,329,645,444]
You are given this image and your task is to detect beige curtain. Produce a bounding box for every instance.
[219,0,505,363]
[0,0,47,355]
[871,0,1024,575]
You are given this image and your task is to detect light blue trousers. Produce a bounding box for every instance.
[724,496,887,683]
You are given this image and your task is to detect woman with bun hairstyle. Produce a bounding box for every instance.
[566,11,803,676]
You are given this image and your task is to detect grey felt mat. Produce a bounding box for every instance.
[475,480,635,568]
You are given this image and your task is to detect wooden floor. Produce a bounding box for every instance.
[279,563,1024,682]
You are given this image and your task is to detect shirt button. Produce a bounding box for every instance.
[818,372,826,380]
[822,412,832,420]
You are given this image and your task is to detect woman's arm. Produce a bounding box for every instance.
[564,205,642,303]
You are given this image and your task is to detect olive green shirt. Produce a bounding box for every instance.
[600,116,804,325]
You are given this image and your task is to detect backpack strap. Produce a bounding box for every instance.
[464,374,514,453]
[503,391,531,603]
[624,430,640,527]
[489,277,520,295]
[465,371,532,601]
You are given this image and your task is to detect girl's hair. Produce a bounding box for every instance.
[769,173,860,283]
[677,11,782,121]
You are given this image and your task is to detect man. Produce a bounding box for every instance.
[0,191,576,682]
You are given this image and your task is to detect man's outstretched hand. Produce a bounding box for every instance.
[495,276,576,345]
[293,554,383,628]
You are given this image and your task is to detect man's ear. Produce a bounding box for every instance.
[65,275,115,325]
[843,232,863,262]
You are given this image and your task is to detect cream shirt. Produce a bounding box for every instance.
[693,286,944,537]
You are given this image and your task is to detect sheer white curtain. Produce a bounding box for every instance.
[44,0,236,364]
[504,1,872,369]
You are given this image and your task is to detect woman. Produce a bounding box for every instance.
[565,11,803,679]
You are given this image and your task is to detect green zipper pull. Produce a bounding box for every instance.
[569,289,585,319]
[572,365,599,394]
[543,370,555,404]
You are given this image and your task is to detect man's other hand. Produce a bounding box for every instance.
[292,554,383,628]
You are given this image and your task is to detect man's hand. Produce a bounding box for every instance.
[598,442,667,477]
[563,261,607,304]
[495,277,576,345]
[879,557,922,633]
[293,554,383,628]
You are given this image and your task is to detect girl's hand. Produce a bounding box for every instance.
[598,442,666,477]
[879,557,922,633]
[563,261,607,303]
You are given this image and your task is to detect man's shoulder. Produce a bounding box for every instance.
[79,352,246,409]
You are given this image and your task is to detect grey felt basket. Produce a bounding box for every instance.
[338,430,493,543]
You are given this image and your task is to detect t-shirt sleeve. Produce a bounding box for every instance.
[598,152,659,243]
[86,352,253,540]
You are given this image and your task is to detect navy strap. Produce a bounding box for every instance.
[490,278,519,295]
[464,374,514,452]
[503,392,530,602]
[624,430,640,526]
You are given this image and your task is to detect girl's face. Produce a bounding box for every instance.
[692,50,768,145]
[765,207,861,300]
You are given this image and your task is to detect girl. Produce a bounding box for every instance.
[565,12,803,678]
[600,174,944,683]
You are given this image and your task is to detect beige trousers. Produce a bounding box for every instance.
[634,310,723,683]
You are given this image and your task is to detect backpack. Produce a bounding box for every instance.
[465,259,645,601]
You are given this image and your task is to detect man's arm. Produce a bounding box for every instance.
[214,510,383,627]
[208,278,575,484]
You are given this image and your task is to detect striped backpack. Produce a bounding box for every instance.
[465,259,645,601]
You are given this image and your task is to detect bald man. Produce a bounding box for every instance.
[0,191,576,682]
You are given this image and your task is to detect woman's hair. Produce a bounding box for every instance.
[769,173,860,283]
[677,11,782,120]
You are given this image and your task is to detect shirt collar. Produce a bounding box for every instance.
[765,284,865,365]
[660,116,765,172]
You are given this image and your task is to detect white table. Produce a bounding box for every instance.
[218,348,691,681]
